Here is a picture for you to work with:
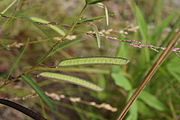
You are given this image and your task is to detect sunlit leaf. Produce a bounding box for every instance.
[96,3,109,26]
[59,57,129,66]
[39,72,103,92]
[30,16,65,36]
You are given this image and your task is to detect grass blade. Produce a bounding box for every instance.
[30,16,65,36]
[7,39,29,79]
[104,4,109,26]
[39,72,103,92]
[133,3,150,62]
[21,75,55,110]
[97,3,109,26]
[1,0,18,14]
[59,57,129,66]
[151,13,176,42]
[92,24,101,48]
[117,28,180,120]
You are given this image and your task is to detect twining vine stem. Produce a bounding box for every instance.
[117,29,180,120]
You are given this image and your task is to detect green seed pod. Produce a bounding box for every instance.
[59,57,129,66]
[39,72,103,92]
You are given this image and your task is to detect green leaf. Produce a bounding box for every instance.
[111,73,132,91]
[92,24,101,48]
[59,57,129,66]
[137,100,153,117]
[139,91,165,111]
[21,75,55,110]
[133,3,150,63]
[151,13,176,42]
[126,101,138,120]
[39,72,103,92]
[1,0,17,14]
[104,4,109,26]
[96,3,109,26]
[38,38,84,62]
[78,13,114,24]
[30,16,65,36]
[134,5,148,42]
[7,39,29,79]
[86,0,106,4]
[167,57,180,82]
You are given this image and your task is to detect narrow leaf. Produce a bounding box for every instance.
[134,5,148,42]
[30,17,65,36]
[133,4,150,62]
[97,3,109,26]
[104,4,109,26]
[86,0,106,4]
[1,0,17,14]
[39,72,103,92]
[78,13,114,24]
[7,39,29,79]
[139,91,165,111]
[151,13,176,41]
[48,38,84,57]
[59,57,129,66]
[21,75,55,110]
[92,24,101,48]
[38,38,84,63]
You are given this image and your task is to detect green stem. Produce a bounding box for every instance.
[0,4,88,89]
[36,4,87,65]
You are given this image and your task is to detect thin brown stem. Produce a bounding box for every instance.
[117,29,180,120]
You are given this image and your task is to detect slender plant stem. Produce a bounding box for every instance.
[36,4,87,65]
[0,4,88,89]
[117,29,180,120]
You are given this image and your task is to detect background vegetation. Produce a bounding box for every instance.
[0,0,179,120]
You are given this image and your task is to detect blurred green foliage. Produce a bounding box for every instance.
[0,0,179,120]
